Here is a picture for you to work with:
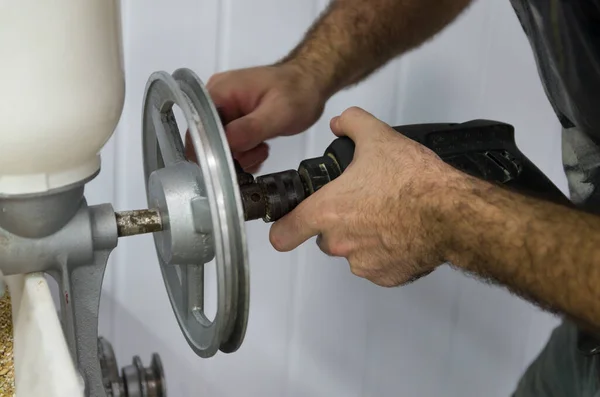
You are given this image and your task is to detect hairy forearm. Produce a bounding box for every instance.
[440,174,600,330]
[278,0,473,98]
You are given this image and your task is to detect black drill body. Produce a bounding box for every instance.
[237,120,570,222]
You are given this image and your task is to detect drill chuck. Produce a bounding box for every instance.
[298,153,341,195]
[237,143,347,222]
[239,170,306,222]
[238,149,345,222]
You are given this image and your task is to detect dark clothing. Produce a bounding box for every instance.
[510,0,600,210]
[509,1,600,395]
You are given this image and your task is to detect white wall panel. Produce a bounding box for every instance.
[91,0,566,395]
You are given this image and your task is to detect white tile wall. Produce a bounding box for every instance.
[86,0,567,395]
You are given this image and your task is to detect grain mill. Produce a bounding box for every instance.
[0,1,250,395]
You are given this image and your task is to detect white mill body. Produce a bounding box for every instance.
[0,0,125,195]
[0,2,125,395]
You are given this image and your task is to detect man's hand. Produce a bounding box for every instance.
[185,64,326,173]
[269,107,460,287]
[186,0,473,172]
[271,106,600,331]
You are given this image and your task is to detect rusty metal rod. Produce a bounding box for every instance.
[115,209,163,237]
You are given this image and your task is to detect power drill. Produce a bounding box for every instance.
[237,120,570,222]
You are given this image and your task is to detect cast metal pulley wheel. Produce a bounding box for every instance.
[142,68,249,358]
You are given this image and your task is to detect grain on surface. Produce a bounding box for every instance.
[0,291,14,396]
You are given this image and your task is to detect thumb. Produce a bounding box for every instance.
[330,107,390,143]
[269,195,323,252]
[225,102,285,152]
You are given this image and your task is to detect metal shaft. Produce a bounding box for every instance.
[115,209,162,237]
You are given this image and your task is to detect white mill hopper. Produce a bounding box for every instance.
[0,1,125,395]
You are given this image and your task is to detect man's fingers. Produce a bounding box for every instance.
[245,163,264,174]
[208,82,274,154]
[184,129,197,163]
[216,104,242,126]
[206,82,244,125]
[225,103,281,153]
[269,198,322,252]
[234,142,270,171]
[185,128,270,172]
[330,106,390,143]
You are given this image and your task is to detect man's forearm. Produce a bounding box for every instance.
[439,174,600,330]
[278,0,473,98]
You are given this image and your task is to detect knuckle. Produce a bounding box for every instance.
[339,106,363,124]
[350,265,369,279]
[206,74,222,89]
[342,106,363,116]
[331,245,349,258]
[315,231,350,258]
[328,240,351,258]
[207,70,230,85]
[348,256,369,278]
